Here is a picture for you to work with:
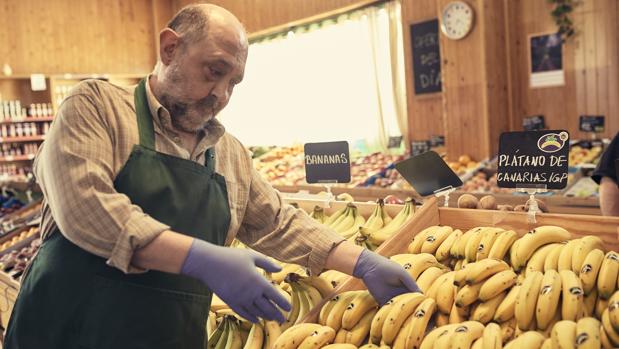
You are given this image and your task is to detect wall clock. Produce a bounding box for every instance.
[440,1,475,40]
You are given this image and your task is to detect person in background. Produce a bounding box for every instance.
[4,4,419,349]
[592,131,619,216]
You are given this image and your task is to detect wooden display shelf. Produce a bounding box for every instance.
[0,135,45,143]
[0,117,53,125]
[0,154,35,163]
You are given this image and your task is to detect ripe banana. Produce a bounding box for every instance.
[320,295,342,326]
[243,322,264,349]
[291,283,311,325]
[419,324,459,349]
[575,317,601,349]
[536,269,562,330]
[466,227,494,262]
[479,269,517,301]
[362,200,388,235]
[297,325,336,349]
[471,291,506,324]
[436,273,457,314]
[272,323,323,349]
[408,226,439,254]
[404,297,437,349]
[452,227,484,259]
[500,317,517,343]
[583,287,597,317]
[392,313,414,349]
[207,317,229,349]
[341,291,378,330]
[334,329,348,343]
[369,298,394,344]
[481,322,502,349]
[455,282,484,308]
[512,226,571,271]
[281,284,302,331]
[608,291,619,332]
[572,236,605,275]
[494,284,520,322]
[263,320,282,349]
[601,326,615,349]
[476,228,504,261]
[368,200,414,245]
[541,338,552,349]
[558,238,581,272]
[551,320,577,349]
[325,291,362,332]
[454,263,470,287]
[345,308,377,346]
[597,297,609,319]
[339,213,366,239]
[381,292,426,345]
[471,337,484,349]
[436,229,464,262]
[602,309,619,347]
[515,270,543,330]
[465,258,511,285]
[325,205,350,227]
[450,302,469,324]
[598,251,619,300]
[309,206,326,224]
[394,253,443,280]
[526,243,561,276]
[421,226,454,255]
[580,248,605,295]
[512,330,546,349]
[417,266,447,293]
[426,271,453,301]
[543,243,565,272]
[488,230,519,261]
[450,321,486,349]
[561,269,585,321]
[322,344,357,349]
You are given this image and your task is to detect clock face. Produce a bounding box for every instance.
[441,1,475,40]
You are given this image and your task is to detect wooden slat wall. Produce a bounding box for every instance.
[0,0,161,74]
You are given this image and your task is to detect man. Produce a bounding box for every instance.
[5,4,418,348]
[592,131,619,216]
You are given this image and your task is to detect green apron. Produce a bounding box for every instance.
[4,79,231,349]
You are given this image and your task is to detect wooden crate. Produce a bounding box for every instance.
[302,196,619,322]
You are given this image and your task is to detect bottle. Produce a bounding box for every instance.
[15,124,22,137]
[9,125,15,138]
[1,125,6,138]
[31,123,37,136]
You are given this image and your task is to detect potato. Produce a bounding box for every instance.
[477,195,498,210]
[497,204,514,211]
[457,194,479,209]
[513,204,527,212]
[458,155,471,165]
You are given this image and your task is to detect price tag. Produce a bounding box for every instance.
[497,130,570,189]
[304,141,351,184]
[387,136,403,149]
[430,135,445,147]
[394,151,462,196]
[523,115,546,131]
[411,140,431,156]
[579,115,605,133]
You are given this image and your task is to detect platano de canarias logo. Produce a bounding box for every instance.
[537,132,568,153]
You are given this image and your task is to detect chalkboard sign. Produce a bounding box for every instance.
[410,19,442,95]
[304,141,351,183]
[430,135,445,147]
[411,140,431,156]
[497,130,570,190]
[394,151,462,196]
[579,115,605,133]
[388,136,403,148]
[523,115,546,131]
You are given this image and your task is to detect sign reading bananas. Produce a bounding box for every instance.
[303,141,351,184]
[497,130,570,189]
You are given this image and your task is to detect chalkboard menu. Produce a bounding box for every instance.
[523,115,546,131]
[410,19,441,95]
[579,115,605,133]
[497,130,570,190]
[430,135,445,147]
[388,136,403,148]
[304,141,351,184]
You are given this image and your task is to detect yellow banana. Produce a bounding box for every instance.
[543,243,565,272]
[450,321,486,349]
[580,248,605,295]
[309,206,326,224]
[471,291,506,324]
[381,292,426,345]
[572,236,605,274]
[339,213,366,239]
[334,329,348,343]
[513,331,545,348]
[281,284,301,331]
[561,270,585,322]
[575,317,601,349]
[608,291,619,332]
[322,344,357,349]
[476,228,504,261]
[404,298,437,349]
[362,200,386,234]
[601,325,615,349]
[500,317,517,344]
[341,291,378,330]
[512,226,571,271]
[420,324,459,349]
[449,301,469,324]
[494,284,520,322]
[263,321,281,349]
[541,338,552,349]
[526,243,561,276]
[426,271,454,301]
[551,320,577,349]
[369,298,394,344]
[488,230,519,261]
[481,322,502,349]
[207,317,229,349]
[242,322,264,349]
[345,308,377,346]
[455,282,483,308]
[436,229,464,262]
[515,271,543,330]
[597,297,609,319]
[452,227,484,259]
[465,258,511,285]
[598,251,619,299]
[299,275,334,299]
[558,238,581,272]
[224,320,242,349]
[392,313,413,349]
[536,269,562,330]
[368,200,414,245]
[324,205,349,227]
[465,227,493,262]
[271,263,304,284]
[479,269,517,301]
[417,266,447,293]
[421,226,454,255]
[602,309,619,347]
[436,312,450,327]
[291,283,311,325]
[436,273,457,314]
[409,226,440,254]
[207,311,217,339]
[325,291,363,332]
[320,294,341,326]
[454,263,471,287]
[471,337,484,349]
[583,287,597,317]
[297,325,336,349]
[272,323,323,349]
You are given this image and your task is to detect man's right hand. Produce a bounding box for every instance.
[180,239,291,323]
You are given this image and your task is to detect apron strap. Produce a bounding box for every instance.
[134,78,157,149]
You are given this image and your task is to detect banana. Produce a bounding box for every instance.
[500,317,517,344]
[369,200,414,245]
[598,251,619,299]
[544,243,565,272]
[297,325,336,349]
[471,338,484,349]
[320,270,349,289]
[436,229,464,262]
[597,298,609,319]
[395,253,443,280]
[362,200,387,235]
[558,238,581,272]
[436,273,457,314]
[300,283,323,311]
[359,345,381,349]
[409,226,441,254]
[330,205,354,232]
[479,269,518,301]
[476,228,504,261]
[450,321,486,349]
[322,344,357,349]
[273,323,323,349]
[292,283,311,325]
[466,227,494,262]
[369,298,394,344]
[417,266,448,293]
[420,324,459,349]
[454,263,471,287]
[572,236,605,274]
[339,212,366,239]
[381,292,426,345]
[466,259,511,285]
[494,284,520,322]
[436,312,450,327]
[299,275,335,298]
[552,320,577,349]
[601,326,614,349]
[309,206,326,224]
[455,282,484,308]
[324,205,348,227]
[515,270,543,330]
[471,291,507,324]
[583,287,597,317]
[341,291,378,330]
[207,311,217,338]
[336,193,354,202]
[271,263,304,284]
[320,294,341,326]
[575,317,601,349]
[580,249,605,295]
[224,320,242,349]
[513,331,545,348]
[450,301,469,324]
[452,227,484,259]
[281,284,302,331]
[243,322,264,349]
[325,291,363,332]
[535,269,562,330]
[482,322,502,349]
[512,226,571,271]
[404,298,437,349]
[602,309,619,347]
[608,291,619,332]
[263,321,282,349]
[207,317,228,349]
[526,243,562,276]
[426,271,454,301]
[541,338,552,349]
[561,270,585,322]
[421,226,454,255]
[488,230,519,261]
[392,313,414,349]
[334,329,348,343]
[345,308,377,346]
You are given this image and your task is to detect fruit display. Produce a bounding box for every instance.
[564,177,599,198]
[460,172,514,194]
[0,226,39,252]
[456,194,548,213]
[446,155,480,177]
[569,144,603,167]
[253,145,306,186]
[0,236,40,280]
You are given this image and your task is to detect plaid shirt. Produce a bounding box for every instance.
[34,77,343,274]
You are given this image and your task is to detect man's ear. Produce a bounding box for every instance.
[159,28,181,65]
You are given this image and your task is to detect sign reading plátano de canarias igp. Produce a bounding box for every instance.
[497,130,570,190]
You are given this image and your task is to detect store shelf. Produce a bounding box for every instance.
[0,154,35,163]
[0,117,53,125]
[0,135,45,143]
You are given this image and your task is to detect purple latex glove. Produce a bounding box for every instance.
[353,249,421,305]
[180,239,291,323]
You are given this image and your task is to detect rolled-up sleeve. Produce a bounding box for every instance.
[236,166,345,275]
[34,91,169,274]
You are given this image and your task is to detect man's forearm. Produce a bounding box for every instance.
[324,240,365,275]
[131,230,194,273]
[600,177,619,216]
